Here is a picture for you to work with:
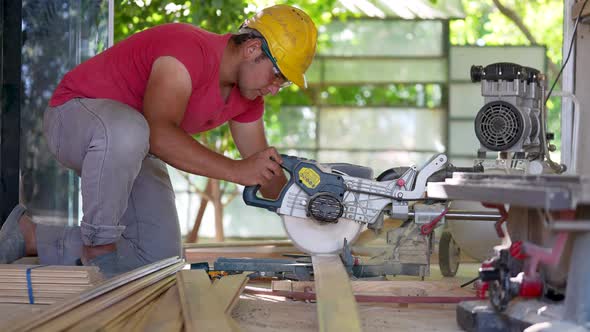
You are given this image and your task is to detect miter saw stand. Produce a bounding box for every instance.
[202,154,489,282]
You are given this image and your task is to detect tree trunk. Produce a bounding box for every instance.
[210,179,225,242]
[186,179,212,243]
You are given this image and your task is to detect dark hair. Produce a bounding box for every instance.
[230,27,269,62]
[230,27,265,45]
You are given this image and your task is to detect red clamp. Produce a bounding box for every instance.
[475,280,489,299]
[420,207,450,235]
[509,241,527,260]
[482,203,509,238]
[519,276,543,297]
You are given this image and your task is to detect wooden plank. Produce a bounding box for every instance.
[29,264,183,332]
[130,284,184,332]
[0,304,46,324]
[0,283,89,292]
[213,272,250,313]
[0,264,99,273]
[184,245,301,264]
[0,297,58,304]
[272,280,476,297]
[110,297,159,331]
[312,255,362,332]
[65,276,175,332]
[1,257,183,332]
[176,270,235,332]
[0,289,86,297]
[183,240,293,249]
[176,270,244,332]
[0,277,94,284]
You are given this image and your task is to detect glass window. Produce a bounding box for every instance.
[318,107,446,151]
[307,58,447,84]
[322,20,444,57]
[449,83,484,118]
[265,106,317,149]
[318,84,443,108]
[448,120,480,156]
[450,46,546,81]
[317,150,436,176]
[20,1,109,225]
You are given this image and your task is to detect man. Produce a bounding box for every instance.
[0,5,318,277]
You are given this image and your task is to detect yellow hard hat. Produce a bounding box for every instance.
[243,5,318,89]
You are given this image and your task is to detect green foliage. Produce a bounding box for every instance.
[316,84,443,108]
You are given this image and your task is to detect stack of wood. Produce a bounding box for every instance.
[0,265,102,304]
[0,256,250,332]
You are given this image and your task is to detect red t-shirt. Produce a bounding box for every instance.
[50,23,264,134]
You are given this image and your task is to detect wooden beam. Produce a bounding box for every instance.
[312,255,362,332]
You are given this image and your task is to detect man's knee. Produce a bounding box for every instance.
[80,222,126,247]
[106,112,150,162]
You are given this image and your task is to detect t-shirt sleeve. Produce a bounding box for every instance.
[148,25,205,86]
[232,98,264,123]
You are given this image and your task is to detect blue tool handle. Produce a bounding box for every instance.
[242,154,301,212]
[242,185,282,211]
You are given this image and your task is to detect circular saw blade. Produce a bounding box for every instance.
[282,215,363,255]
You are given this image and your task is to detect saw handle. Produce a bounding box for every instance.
[242,154,300,212]
[242,185,282,212]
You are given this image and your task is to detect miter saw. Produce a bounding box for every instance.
[220,153,486,280]
[243,153,450,255]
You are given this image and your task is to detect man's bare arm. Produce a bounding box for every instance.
[143,56,282,186]
[229,119,287,199]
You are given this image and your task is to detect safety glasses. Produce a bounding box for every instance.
[260,41,292,89]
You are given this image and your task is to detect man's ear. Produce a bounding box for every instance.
[243,38,262,60]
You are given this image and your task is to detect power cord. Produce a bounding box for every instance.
[545,0,589,103]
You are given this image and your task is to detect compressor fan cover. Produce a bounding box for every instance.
[475,101,524,151]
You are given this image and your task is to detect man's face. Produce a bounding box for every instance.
[237,55,280,100]
[236,40,290,100]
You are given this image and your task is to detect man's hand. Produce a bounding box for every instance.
[233,147,283,187]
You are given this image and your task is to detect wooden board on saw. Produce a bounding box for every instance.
[183,241,301,264]
[312,255,362,332]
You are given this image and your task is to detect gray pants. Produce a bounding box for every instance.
[38,98,181,270]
